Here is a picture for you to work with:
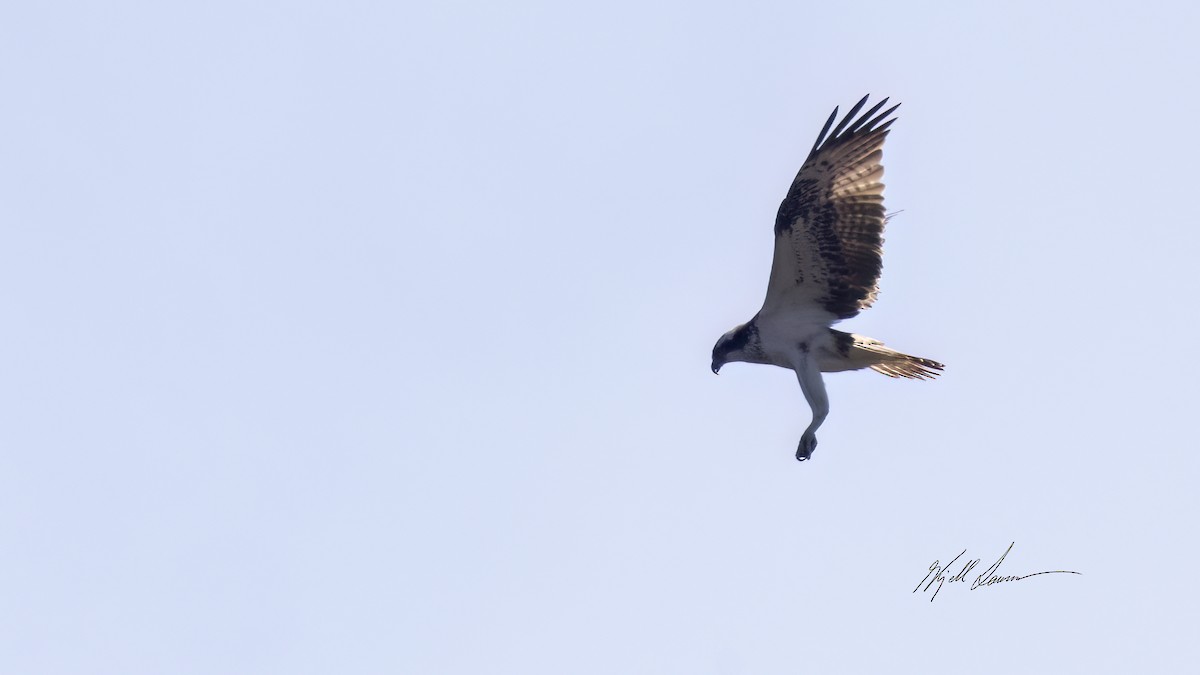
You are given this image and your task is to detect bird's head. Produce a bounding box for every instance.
[712,322,754,374]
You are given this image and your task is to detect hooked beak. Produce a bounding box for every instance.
[711,361,722,375]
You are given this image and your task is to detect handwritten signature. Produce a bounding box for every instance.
[914,543,1080,602]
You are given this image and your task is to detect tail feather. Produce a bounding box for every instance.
[842,333,944,380]
[868,358,943,380]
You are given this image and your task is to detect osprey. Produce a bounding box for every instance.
[711,95,943,461]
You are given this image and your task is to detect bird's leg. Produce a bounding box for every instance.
[793,353,829,461]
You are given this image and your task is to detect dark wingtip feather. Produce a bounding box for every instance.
[828,94,871,141]
[873,119,897,135]
[809,96,902,158]
[809,106,840,156]
[861,102,902,133]
[845,97,889,134]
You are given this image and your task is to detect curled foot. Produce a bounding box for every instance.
[796,434,818,462]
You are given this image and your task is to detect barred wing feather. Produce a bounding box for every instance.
[763,95,900,320]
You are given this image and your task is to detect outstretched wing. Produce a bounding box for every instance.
[763,95,900,320]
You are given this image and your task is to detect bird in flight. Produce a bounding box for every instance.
[711,95,943,462]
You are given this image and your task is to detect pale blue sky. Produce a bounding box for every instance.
[3,1,1199,673]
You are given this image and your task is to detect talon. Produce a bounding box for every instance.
[796,435,818,461]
